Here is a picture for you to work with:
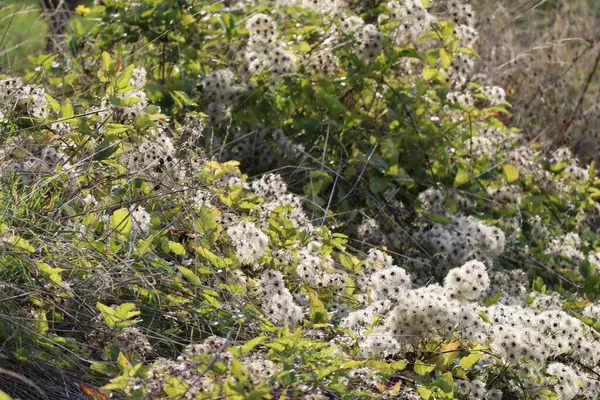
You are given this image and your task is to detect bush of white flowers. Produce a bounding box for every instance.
[0,0,599,399]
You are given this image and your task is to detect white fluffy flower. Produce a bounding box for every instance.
[444,260,490,301]
[257,271,303,326]
[227,221,268,264]
[131,206,151,235]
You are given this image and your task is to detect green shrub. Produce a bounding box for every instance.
[0,0,599,399]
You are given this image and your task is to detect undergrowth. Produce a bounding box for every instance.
[0,0,599,399]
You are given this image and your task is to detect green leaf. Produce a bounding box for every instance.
[417,386,434,398]
[193,207,221,244]
[414,359,435,376]
[439,48,451,68]
[455,47,481,59]
[117,352,132,370]
[230,360,246,383]
[115,303,140,320]
[309,291,328,323]
[195,246,234,268]
[316,365,340,380]
[423,66,438,80]
[426,49,439,66]
[266,342,286,352]
[459,353,482,370]
[431,372,454,394]
[390,360,408,371]
[299,41,311,52]
[134,231,162,256]
[105,123,131,138]
[397,48,424,61]
[532,276,546,294]
[103,374,129,391]
[454,168,469,187]
[97,302,140,329]
[241,336,267,355]
[33,309,49,334]
[98,52,114,82]
[37,262,65,285]
[163,377,188,398]
[341,360,365,369]
[111,208,132,237]
[424,214,451,224]
[339,253,361,273]
[171,91,197,110]
[45,94,60,112]
[478,311,492,323]
[479,290,503,306]
[116,64,135,90]
[113,96,141,107]
[316,92,346,116]
[366,360,396,375]
[177,266,201,285]
[60,101,74,119]
[201,291,221,308]
[550,161,568,172]
[502,164,519,183]
[369,175,388,194]
[168,241,186,255]
[101,51,113,72]
[11,236,35,252]
[93,138,119,161]
[453,366,468,380]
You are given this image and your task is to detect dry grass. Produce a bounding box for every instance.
[472,0,600,163]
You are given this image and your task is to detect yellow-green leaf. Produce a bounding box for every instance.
[456,47,481,59]
[101,51,113,72]
[430,341,460,370]
[439,48,451,68]
[266,342,286,352]
[177,266,201,285]
[117,352,132,370]
[417,386,434,398]
[61,101,74,118]
[135,231,161,256]
[299,41,311,52]
[11,236,35,252]
[454,168,469,187]
[241,336,267,355]
[110,208,131,236]
[38,262,65,285]
[390,360,408,371]
[341,360,365,369]
[168,241,186,255]
[33,309,49,334]
[459,352,482,370]
[194,246,233,268]
[115,303,140,320]
[309,291,328,323]
[414,359,435,376]
[423,66,438,80]
[502,164,519,183]
[163,377,188,398]
[116,64,135,90]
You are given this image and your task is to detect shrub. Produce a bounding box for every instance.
[0,0,599,399]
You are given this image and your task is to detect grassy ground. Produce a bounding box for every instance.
[0,0,47,71]
[0,0,94,72]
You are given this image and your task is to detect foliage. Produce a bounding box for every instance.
[0,0,599,399]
